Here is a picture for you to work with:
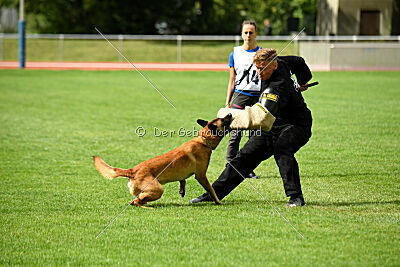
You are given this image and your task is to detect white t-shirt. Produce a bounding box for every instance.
[229,46,261,92]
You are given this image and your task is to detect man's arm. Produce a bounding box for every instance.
[280,56,312,86]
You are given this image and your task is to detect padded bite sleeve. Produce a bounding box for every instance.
[217,104,276,131]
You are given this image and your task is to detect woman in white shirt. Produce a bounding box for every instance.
[225,20,261,179]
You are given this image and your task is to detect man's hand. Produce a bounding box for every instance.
[299,81,319,92]
[299,83,309,92]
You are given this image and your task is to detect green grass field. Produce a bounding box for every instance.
[2,39,295,62]
[0,69,399,265]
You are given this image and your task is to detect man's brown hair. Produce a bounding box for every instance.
[253,48,277,64]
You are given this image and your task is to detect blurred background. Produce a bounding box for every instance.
[0,0,399,69]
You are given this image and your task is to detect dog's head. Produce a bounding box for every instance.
[197,113,232,138]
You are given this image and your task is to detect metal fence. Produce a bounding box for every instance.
[0,33,399,62]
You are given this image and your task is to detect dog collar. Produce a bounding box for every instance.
[201,135,216,150]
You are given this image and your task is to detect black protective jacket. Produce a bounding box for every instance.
[259,56,313,131]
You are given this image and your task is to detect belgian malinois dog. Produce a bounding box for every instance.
[93,114,232,208]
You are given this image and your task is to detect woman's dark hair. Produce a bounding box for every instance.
[242,20,257,31]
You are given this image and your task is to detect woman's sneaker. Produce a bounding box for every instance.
[247,171,259,179]
[286,194,306,207]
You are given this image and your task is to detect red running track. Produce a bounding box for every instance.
[0,61,229,71]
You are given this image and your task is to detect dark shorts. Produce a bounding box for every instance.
[231,92,260,109]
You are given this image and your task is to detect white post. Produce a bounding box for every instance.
[0,33,3,61]
[177,35,182,63]
[59,34,64,61]
[118,35,123,62]
[235,35,240,47]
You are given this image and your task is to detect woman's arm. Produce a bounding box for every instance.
[225,67,236,107]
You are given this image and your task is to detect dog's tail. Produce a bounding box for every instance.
[93,156,134,180]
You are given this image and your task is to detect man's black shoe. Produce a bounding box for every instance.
[190,193,212,203]
[286,194,306,207]
[247,171,259,179]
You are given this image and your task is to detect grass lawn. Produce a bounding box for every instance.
[2,39,295,63]
[0,69,399,265]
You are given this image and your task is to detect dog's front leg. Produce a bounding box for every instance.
[179,180,186,197]
[195,174,222,205]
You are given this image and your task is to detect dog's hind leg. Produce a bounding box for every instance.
[179,180,186,197]
[130,178,164,208]
[130,196,153,209]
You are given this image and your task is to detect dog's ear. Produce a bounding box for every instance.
[197,119,208,128]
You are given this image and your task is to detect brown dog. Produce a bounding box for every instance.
[93,114,232,208]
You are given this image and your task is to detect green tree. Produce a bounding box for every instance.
[242,0,317,35]
[3,0,316,34]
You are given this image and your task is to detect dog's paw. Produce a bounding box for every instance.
[179,190,185,198]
